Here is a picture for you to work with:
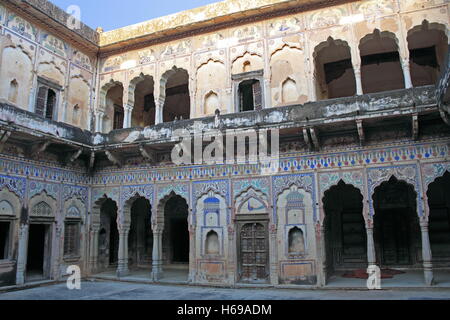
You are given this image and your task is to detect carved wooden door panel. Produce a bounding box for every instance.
[239,222,269,283]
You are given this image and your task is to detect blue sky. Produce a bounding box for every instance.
[49,0,219,31]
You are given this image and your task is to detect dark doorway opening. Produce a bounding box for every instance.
[171,217,189,263]
[323,181,366,282]
[129,197,153,268]
[162,69,190,122]
[26,224,49,280]
[99,199,119,270]
[373,177,421,267]
[428,171,450,265]
[163,195,189,265]
[0,221,10,259]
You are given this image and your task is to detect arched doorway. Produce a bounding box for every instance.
[373,177,421,267]
[323,181,366,282]
[128,197,153,269]
[162,68,190,122]
[359,30,405,94]
[98,199,119,271]
[130,75,156,127]
[162,194,189,280]
[407,21,448,87]
[314,38,356,100]
[427,172,450,273]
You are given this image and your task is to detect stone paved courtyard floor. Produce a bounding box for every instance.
[0,281,449,300]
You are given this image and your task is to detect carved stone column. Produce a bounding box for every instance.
[154,99,164,125]
[227,225,236,285]
[317,224,327,287]
[52,223,63,281]
[188,223,196,283]
[95,111,105,133]
[366,221,376,268]
[354,64,363,95]
[269,223,279,285]
[16,224,29,285]
[89,225,100,274]
[151,229,163,281]
[420,220,434,286]
[401,58,413,89]
[123,104,133,129]
[116,225,130,278]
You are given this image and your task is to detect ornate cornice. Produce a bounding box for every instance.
[98,0,355,58]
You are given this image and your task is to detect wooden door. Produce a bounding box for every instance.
[239,222,269,283]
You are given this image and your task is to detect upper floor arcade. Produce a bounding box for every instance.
[96,0,450,133]
[0,0,449,145]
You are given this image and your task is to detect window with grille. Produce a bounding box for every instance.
[35,78,61,121]
[64,222,80,258]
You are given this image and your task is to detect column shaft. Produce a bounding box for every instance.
[116,227,130,277]
[420,221,434,286]
[151,230,163,280]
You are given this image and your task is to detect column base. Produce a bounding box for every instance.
[423,263,434,286]
[16,273,25,286]
[116,265,129,278]
[151,270,162,281]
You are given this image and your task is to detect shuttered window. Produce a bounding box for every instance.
[238,79,263,112]
[64,222,80,257]
[252,80,262,111]
[35,84,58,120]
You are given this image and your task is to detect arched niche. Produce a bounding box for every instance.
[276,185,315,258]
[195,190,227,258]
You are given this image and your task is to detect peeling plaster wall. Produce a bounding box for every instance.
[97,0,450,131]
[0,3,96,130]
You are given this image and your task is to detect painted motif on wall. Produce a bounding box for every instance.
[6,14,37,41]
[353,0,396,18]
[162,40,191,58]
[138,49,155,65]
[0,174,26,200]
[41,34,68,58]
[72,50,92,71]
[268,17,303,37]
[233,25,261,42]
[309,7,347,29]
[103,55,123,73]
[201,33,224,48]
[28,181,59,201]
